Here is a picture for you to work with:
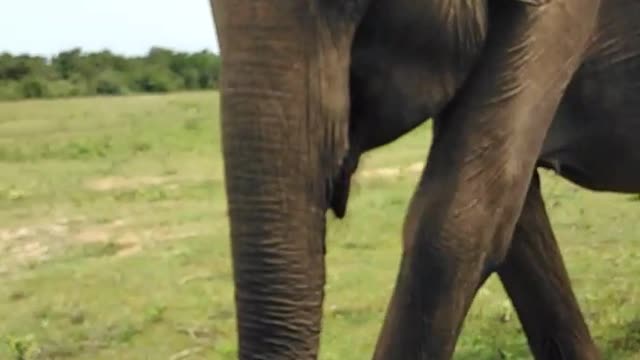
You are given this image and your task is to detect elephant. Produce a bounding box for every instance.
[210,0,640,358]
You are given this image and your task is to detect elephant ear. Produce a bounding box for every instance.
[514,0,550,5]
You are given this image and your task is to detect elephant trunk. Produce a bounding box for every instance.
[212,1,354,358]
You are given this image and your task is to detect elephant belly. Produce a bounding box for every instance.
[539,1,640,193]
[539,121,640,193]
[540,81,640,193]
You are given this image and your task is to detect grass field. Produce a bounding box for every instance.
[0,91,639,359]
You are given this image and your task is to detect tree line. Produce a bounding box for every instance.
[0,47,221,101]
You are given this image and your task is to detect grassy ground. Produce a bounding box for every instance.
[0,91,639,359]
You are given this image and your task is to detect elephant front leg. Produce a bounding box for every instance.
[498,172,600,360]
[372,1,600,359]
[373,130,530,359]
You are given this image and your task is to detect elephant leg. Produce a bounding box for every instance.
[497,172,600,360]
[372,163,498,360]
[371,1,600,359]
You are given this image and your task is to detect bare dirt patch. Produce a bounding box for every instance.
[357,161,424,180]
[0,218,78,270]
[0,216,210,272]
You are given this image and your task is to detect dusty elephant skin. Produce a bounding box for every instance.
[210,0,640,359]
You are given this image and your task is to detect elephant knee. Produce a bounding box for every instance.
[411,224,491,275]
[401,172,524,273]
[403,211,513,279]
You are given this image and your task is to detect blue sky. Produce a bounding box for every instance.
[1,0,219,57]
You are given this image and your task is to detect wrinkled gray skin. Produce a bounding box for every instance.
[211,0,639,358]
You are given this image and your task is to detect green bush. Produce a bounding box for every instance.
[0,47,221,101]
[0,81,22,100]
[20,77,49,98]
[180,67,200,90]
[132,67,183,93]
[48,80,85,98]
[95,70,128,95]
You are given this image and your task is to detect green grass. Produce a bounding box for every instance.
[0,91,639,359]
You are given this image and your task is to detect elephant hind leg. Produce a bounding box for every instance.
[497,172,600,360]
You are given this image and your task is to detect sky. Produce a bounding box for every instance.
[0,0,219,57]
